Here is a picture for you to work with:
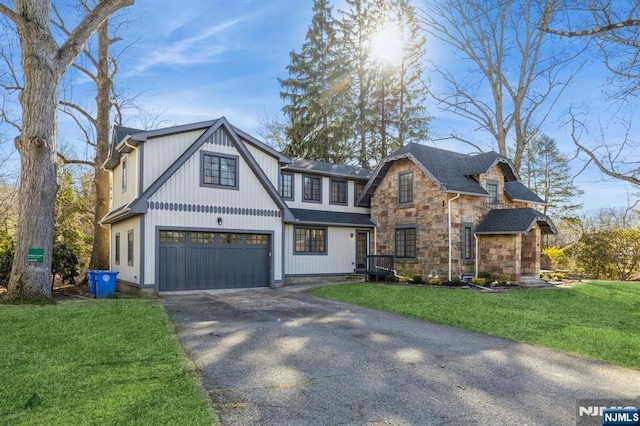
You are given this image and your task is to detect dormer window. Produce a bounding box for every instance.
[486,180,498,204]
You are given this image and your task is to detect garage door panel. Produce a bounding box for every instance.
[189,246,214,290]
[159,246,187,291]
[159,231,269,291]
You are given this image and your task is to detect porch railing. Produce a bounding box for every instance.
[356,255,395,281]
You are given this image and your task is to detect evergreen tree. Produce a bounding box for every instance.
[366,0,429,163]
[278,0,430,167]
[520,133,583,218]
[393,0,430,146]
[339,0,377,167]
[279,0,350,163]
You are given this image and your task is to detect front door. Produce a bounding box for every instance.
[356,231,369,270]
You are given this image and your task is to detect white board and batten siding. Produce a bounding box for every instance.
[142,129,206,191]
[109,216,142,285]
[246,143,280,187]
[112,148,139,209]
[285,173,369,214]
[284,225,357,276]
[142,128,284,286]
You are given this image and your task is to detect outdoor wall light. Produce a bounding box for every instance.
[217,217,223,226]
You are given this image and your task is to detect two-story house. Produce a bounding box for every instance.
[101,117,373,294]
[357,143,557,282]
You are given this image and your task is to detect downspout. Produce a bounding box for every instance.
[447,193,461,281]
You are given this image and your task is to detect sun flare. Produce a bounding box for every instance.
[370,25,404,66]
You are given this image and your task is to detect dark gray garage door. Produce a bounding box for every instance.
[158,231,270,291]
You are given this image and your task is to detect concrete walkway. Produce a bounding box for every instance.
[163,286,640,425]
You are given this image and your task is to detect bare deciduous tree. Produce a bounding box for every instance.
[543,1,640,191]
[420,0,583,170]
[543,0,640,97]
[0,0,133,303]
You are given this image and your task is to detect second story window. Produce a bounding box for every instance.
[354,181,370,207]
[121,158,127,192]
[398,172,413,204]
[280,172,294,200]
[280,172,293,200]
[201,152,238,189]
[330,179,347,205]
[486,181,498,204]
[303,175,321,202]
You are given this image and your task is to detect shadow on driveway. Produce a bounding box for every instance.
[163,286,640,425]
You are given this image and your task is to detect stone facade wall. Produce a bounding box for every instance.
[371,159,449,278]
[370,157,539,281]
[520,225,541,276]
[477,234,521,280]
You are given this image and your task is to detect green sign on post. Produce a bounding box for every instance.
[27,248,44,263]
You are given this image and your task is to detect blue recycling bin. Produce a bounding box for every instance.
[94,270,119,299]
[87,270,97,295]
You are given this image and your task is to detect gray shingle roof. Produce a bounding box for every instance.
[475,208,557,235]
[288,208,375,227]
[358,143,539,205]
[504,181,544,203]
[287,158,372,180]
[393,143,520,194]
[114,125,144,143]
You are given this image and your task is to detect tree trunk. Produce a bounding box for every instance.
[2,0,134,302]
[89,19,112,271]
[6,3,61,302]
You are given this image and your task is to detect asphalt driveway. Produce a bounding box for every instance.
[163,285,640,425]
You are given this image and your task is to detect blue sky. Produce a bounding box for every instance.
[56,0,637,214]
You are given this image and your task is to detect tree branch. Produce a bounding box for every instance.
[0,4,21,23]
[568,109,640,187]
[543,19,640,37]
[59,100,97,128]
[57,152,95,167]
[56,0,134,69]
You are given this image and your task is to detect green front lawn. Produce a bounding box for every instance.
[0,299,216,425]
[313,281,640,370]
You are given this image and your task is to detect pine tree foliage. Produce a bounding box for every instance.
[279,0,351,164]
[279,0,430,167]
[520,133,583,218]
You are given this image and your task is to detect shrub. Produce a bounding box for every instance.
[51,242,79,285]
[542,246,569,270]
[398,276,410,284]
[412,275,424,284]
[450,276,462,285]
[478,271,492,281]
[550,272,565,281]
[472,277,486,286]
[428,277,442,285]
[0,240,14,288]
[576,228,640,280]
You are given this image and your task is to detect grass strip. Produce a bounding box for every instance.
[0,299,216,425]
[313,281,640,369]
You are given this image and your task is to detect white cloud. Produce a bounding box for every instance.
[128,18,245,74]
